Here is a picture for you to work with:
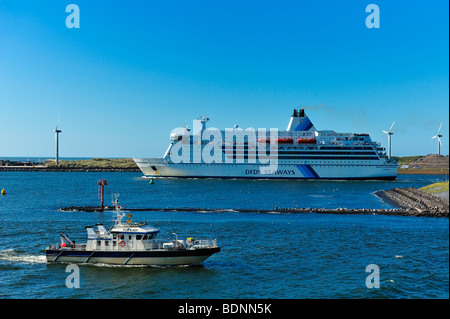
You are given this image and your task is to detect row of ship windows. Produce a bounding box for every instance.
[217,145,376,149]
[175,161,379,166]
[227,152,378,156]
[219,147,375,151]
[277,156,380,160]
[217,151,379,155]
[112,234,156,240]
[175,155,380,160]
[95,234,155,246]
[223,156,380,160]
[277,152,378,156]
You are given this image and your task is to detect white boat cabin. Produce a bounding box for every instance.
[85,221,160,251]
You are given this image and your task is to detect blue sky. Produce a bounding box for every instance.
[0,0,448,158]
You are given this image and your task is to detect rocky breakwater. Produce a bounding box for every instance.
[375,187,449,217]
[60,205,410,216]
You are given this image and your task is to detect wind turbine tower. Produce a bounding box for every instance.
[55,121,62,166]
[432,123,443,155]
[382,121,395,159]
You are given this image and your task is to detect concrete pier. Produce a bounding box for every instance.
[374,187,449,217]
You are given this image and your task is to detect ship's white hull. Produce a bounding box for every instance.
[134,158,398,180]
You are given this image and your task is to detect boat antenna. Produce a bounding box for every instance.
[111,193,125,225]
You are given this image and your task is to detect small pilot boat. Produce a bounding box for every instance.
[45,196,220,266]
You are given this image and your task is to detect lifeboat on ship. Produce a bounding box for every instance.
[297,138,317,144]
[275,138,294,144]
[257,139,270,143]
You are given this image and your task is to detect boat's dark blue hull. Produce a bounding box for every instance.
[45,247,221,265]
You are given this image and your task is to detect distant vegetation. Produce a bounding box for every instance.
[394,154,449,174]
[420,182,449,194]
[46,158,138,169]
[391,156,424,165]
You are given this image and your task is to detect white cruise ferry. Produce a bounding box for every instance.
[134,109,398,180]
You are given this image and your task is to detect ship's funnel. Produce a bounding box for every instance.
[287,109,316,131]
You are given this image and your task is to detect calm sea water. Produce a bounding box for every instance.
[0,172,448,299]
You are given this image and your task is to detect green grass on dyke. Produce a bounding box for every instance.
[420,182,449,194]
[46,158,138,169]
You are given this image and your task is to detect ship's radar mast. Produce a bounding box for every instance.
[112,194,126,225]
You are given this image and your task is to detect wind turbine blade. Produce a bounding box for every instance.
[438,122,442,134]
[55,117,60,130]
[382,130,388,134]
[432,136,437,139]
[389,121,395,132]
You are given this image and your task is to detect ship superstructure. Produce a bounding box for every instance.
[134,109,398,180]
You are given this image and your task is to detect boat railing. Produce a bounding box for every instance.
[142,241,181,250]
[142,239,217,251]
[47,240,218,251]
[46,244,87,251]
[189,239,218,249]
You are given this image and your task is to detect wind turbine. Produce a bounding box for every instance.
[382,121,395,159]
[432,123,443,155]
[55,119,62,166]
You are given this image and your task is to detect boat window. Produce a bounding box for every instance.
[136,235,142,240]
[97,240,101,246]
[105,241,109,246]
[120,234,124,240]
[143,235,148,240]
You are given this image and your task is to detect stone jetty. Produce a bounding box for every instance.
[60,186,449,218]
[375,187,449,217]
[59,205,431,217]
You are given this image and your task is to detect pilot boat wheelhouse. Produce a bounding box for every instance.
[45,198,220,266]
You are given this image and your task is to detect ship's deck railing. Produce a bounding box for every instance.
[143,239,218,251]
[46,244,87,251]
[47,240,218,251]
[188,239,218,249]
